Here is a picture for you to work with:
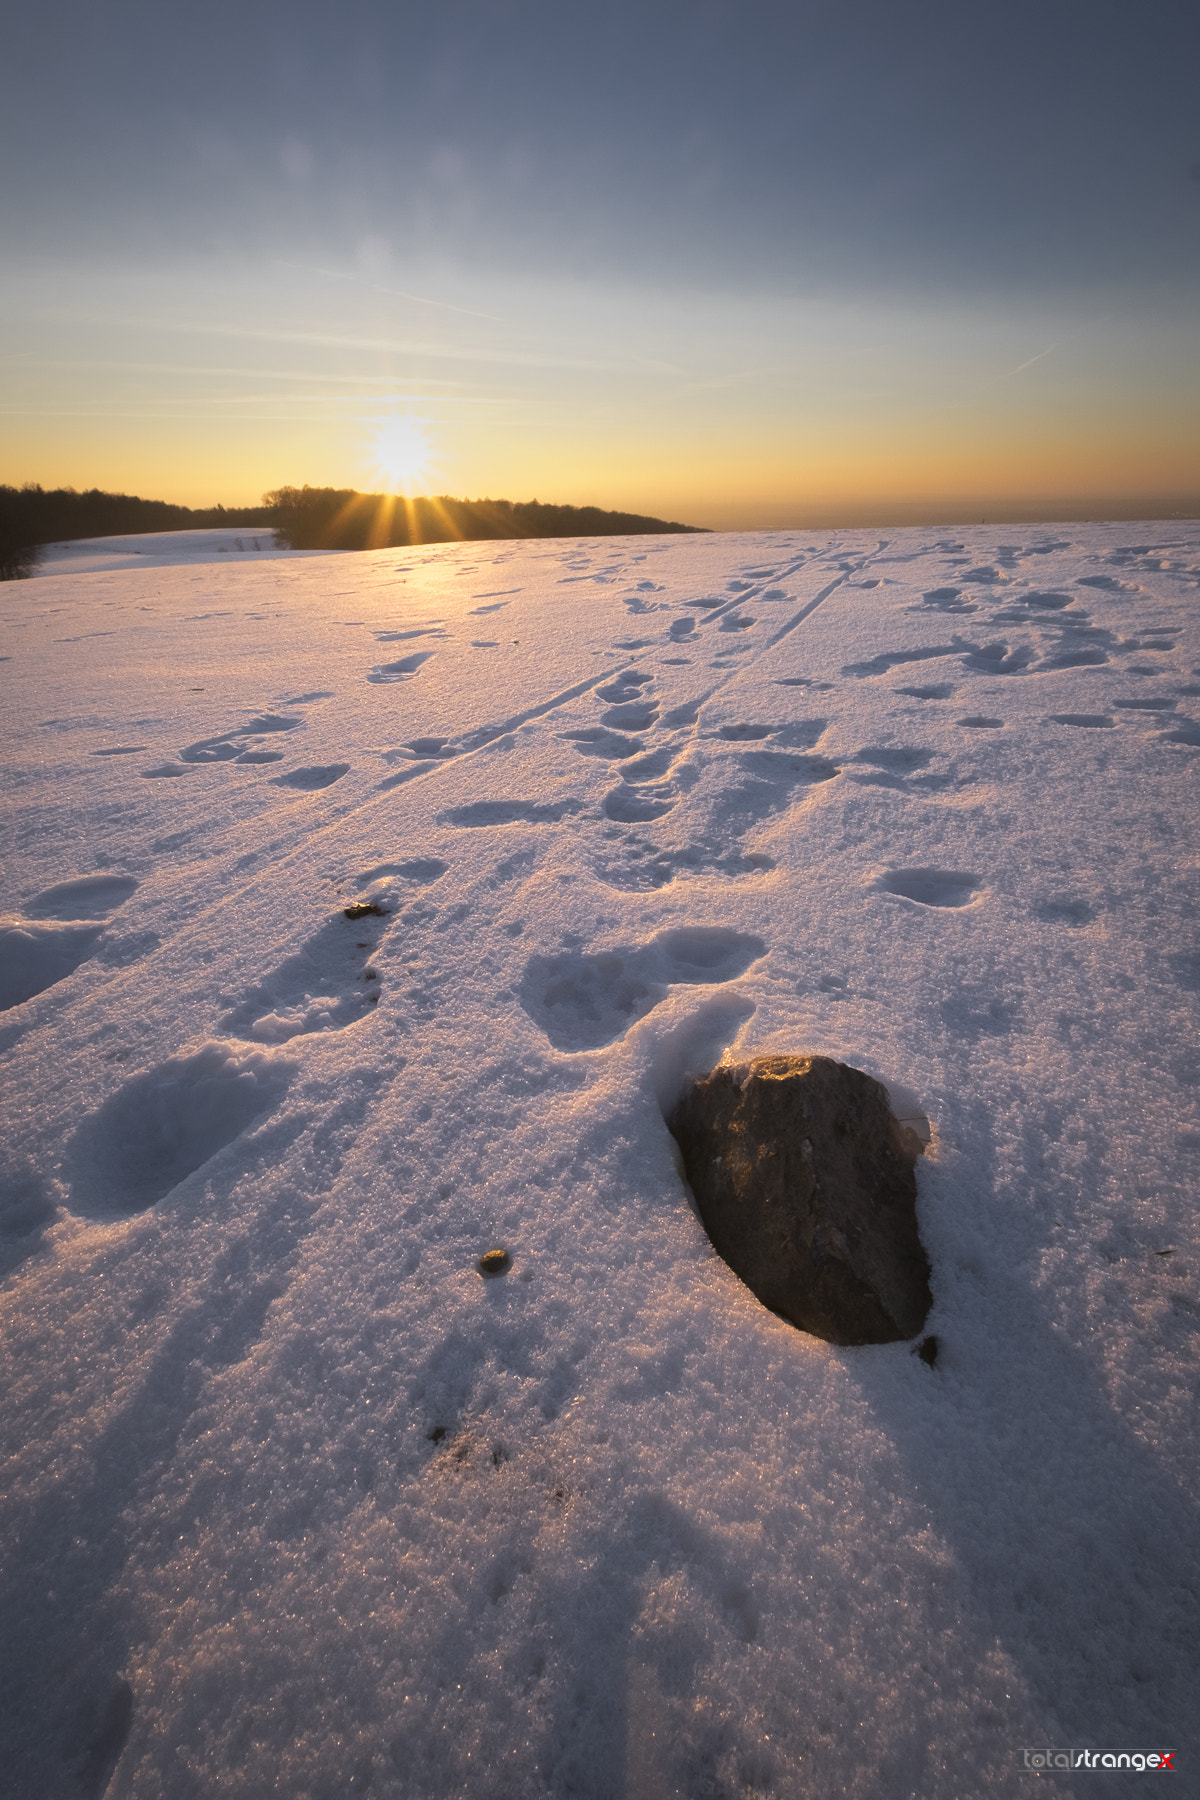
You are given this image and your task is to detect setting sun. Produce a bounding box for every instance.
[369,414,432,493]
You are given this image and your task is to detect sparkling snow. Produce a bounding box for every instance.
[1,523,1197,1797]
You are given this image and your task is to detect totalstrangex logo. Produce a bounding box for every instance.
[1020,1750,1175,1772]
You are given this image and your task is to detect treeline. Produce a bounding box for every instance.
[0,480,703,579]
[0,484,272,579]
[265,486,704,550]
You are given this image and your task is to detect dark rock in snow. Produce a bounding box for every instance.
[668,1055,932,1345]
[478,1247,511,1277]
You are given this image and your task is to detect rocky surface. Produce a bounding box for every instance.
[668,1055,932,1344]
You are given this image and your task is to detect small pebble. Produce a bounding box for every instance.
[479,1248,511,1277]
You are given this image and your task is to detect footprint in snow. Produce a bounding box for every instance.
[0,874,140,1011]
[0,1155,59,1278]
[848,745,969,796]
[441,798,584,828]
[703,747,839,838]
[561,728,645,761]
[913,588,978,615]
[178,714,303,763]
[600,701,659,730]
[596,669,654,705]
[0,922,105,1012]
[593,839,775,892]
[357,859,448,887]
[25,874,138,918]
[519,926,766,1051]
[221,906,391,1042]
[272,764,351,791]
[368,651,434,684]
[877,868,983,909]
[65,1044,295,1215]
[1034,899,1095,926]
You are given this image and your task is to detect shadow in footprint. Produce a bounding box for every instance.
[562,729,645,760]
[26,875,137,919]
[707,749,840,837]
[0,922,102,1011]
[1034,899,1095,926]
[368,651,434,684]
[601,702,659,730]
[221,912,389,1042]
[604,787,676,823]
[853,746,935,773]
[180,715,301,762]
[66,1044,295,1216]
[520,927,765,1051]
[596,670,654,704]
[916,588,977,614]
[356,859,447,887]
[441,799,583,828]
[878,868,982,909]
[0,1156,58,1280]
[272,763,350,791]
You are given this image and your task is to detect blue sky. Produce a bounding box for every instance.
[2,0,1197,520]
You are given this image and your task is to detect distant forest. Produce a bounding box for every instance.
[0,481,702,577]
[0,485,273,580]
[264,486,703,550]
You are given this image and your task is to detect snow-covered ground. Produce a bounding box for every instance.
[1,523,1197,1798]
[32,526,331,578]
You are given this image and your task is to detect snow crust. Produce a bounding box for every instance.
[1,523,1198,1797]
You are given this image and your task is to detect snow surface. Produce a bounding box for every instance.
[1,523,1198,1798]
[32,527,333,578]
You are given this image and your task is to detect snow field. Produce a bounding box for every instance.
[1,523,1197,1796]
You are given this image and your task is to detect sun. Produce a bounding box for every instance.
[369,415,433,494]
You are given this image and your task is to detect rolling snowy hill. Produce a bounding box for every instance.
[1,522,1197,1797]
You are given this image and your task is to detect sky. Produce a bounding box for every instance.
[1,0,1197,527]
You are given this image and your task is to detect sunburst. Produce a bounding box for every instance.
[369,415,433,494]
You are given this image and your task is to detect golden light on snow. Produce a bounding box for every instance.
[368,414,433,494]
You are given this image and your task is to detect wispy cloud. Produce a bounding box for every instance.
[989,343,1058,383]
[273,260,506,323]
[0,356,491,390]
[124,317,684,378]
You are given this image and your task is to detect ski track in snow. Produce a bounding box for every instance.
[1,523,1198,1797]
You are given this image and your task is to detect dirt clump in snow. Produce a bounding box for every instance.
[669,1055,932,1345]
